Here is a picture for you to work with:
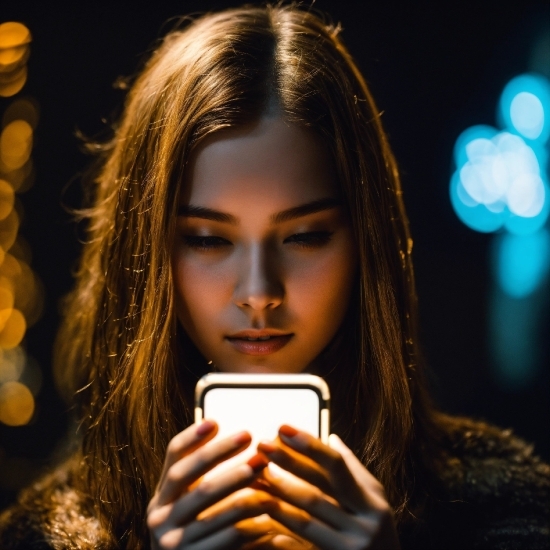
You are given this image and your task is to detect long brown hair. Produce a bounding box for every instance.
[55,4,442,547]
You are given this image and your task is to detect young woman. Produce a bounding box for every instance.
[1,4,548,549]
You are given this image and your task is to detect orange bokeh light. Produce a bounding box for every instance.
[0,119,33,170]
[0,23,31,50]
[2,159,34,192]
[0,65,27,98]
[0,283,14,332]
[2,98,39,130]
[0,308,26,349]
[0,178,15,220]
[0,345,25,384]
[0,22,42,431]
[0,380,34,426]
[0,208,19,252]
[0,23,31,98]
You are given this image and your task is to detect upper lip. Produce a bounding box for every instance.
[226,329,293,339]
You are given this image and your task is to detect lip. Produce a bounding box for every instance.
[226,330,293,356]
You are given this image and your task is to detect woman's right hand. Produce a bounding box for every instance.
[147,420,277,549]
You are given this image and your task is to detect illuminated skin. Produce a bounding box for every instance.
[171,116,356,374]
[147,117,400,549]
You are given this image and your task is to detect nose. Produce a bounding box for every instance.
[233,242,284,311]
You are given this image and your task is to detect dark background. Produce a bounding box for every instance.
[1,0,549,510]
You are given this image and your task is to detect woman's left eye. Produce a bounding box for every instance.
[284,231,333,248]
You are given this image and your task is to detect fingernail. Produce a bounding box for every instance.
[233,431,252,445]
[196,420,215,436]
[247,454,268,473]
[279,425,299,438]
[258,441,278,454]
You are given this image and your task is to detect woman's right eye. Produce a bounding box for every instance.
[182,235,232,250]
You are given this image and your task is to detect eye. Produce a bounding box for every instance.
[284,231,333,248]
[182,235,232,251]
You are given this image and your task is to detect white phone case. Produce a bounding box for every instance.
[195,373,330,479]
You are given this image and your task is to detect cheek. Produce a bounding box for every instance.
[288,241,357,330]
[172,254,231,335]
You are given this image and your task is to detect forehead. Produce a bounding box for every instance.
[181,117,338,209]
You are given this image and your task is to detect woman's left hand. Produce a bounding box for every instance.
[251,425,401,550]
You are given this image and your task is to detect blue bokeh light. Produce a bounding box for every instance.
[494,229,550,298]
[498,74,550,142]
[451,72,550,299]
[450,127,549,235]
[450,171,507,232]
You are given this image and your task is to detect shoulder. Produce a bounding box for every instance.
[0,459,111,550]
[438,416,550,501]
[422,416,550,549]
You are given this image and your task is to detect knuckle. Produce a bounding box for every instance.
[231,492,265,515]
[164,464,181,486]
[326,448,345,469]
[232,496,249,515]
[233,521,255,539]
[193,447,210,469]
[146,496,158,515]
[233,520,247,535]
[166,437,182,457]
[146,507,165,530]
[302,488,322,509]
[193,479,213,498]
[158,529,183,550]
[294,509,313,530]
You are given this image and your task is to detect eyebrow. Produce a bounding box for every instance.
[177,197,342,225]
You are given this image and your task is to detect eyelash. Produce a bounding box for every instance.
[284,231,333,248]
[182,231,333,251]
[182,236,230,250]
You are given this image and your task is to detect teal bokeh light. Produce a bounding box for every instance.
[450,171,506,232]
[451,73,550,300]
[450,128,549,235]
[494,229,550,298]
[498,73,550,142]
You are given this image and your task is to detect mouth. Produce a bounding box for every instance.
[226,330,293,355]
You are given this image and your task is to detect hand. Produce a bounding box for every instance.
[147,420,277,549]
[255,426,401,550]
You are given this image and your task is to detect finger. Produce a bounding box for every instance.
[161,456,268,527]
[259,465,356,531]
[243,532,315,549]
[156,431,252,506]
[183,489,278,543]
[185,512,280,550]
[265,495,360,550]
[277,425,368,513]
[258,440,334,498]
[238,515,315,549]
[328,434,389,509]
[156,420,218,492]
[157,519,267,550]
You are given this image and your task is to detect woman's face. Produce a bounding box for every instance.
[172,116,357,374]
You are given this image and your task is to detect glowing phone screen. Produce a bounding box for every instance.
[202,387,320,479]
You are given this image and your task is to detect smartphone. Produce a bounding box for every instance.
[195,373,330,479]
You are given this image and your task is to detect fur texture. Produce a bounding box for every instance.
[1,420,549,549]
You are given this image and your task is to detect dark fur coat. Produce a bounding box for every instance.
[0,419,549,549]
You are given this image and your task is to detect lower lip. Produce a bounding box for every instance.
[226,335,293,355]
